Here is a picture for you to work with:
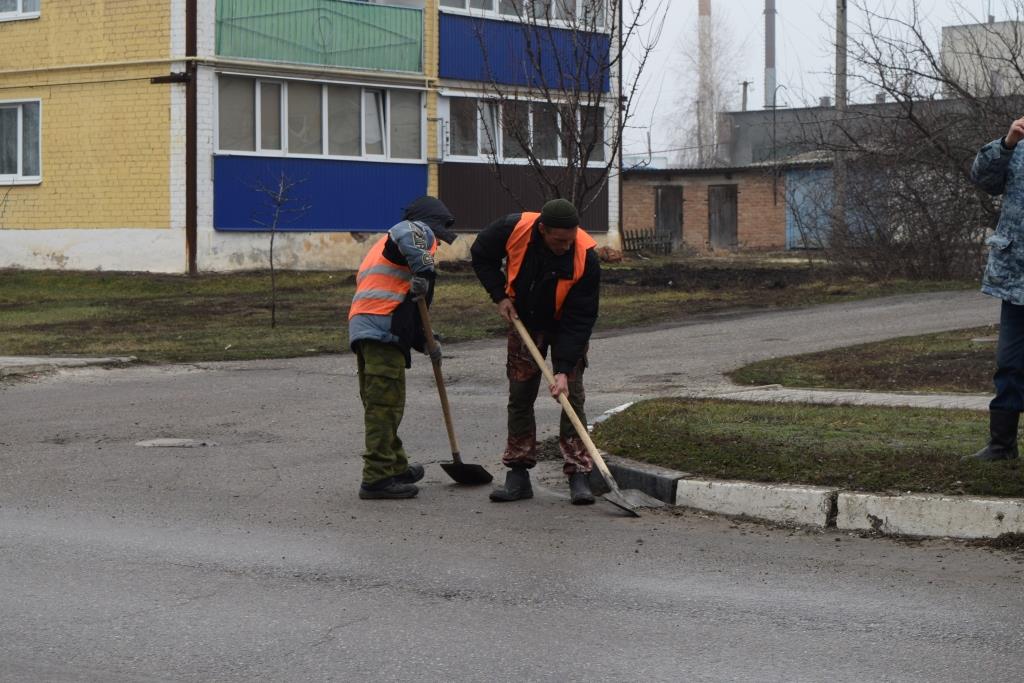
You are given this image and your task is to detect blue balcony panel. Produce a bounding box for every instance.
[439,13,610,92]
[214,156,428,232]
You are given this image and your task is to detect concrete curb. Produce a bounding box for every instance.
[0,356,136,378]
[837,492,1024,539]
[587,454,688,503]
[599,453,1024,539]
[592,404,1024,539]
[676,479,838,528]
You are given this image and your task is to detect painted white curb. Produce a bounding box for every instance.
[676,479,839,528]
[837,492,1024,539]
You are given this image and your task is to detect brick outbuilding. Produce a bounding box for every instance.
[622,164,795,253]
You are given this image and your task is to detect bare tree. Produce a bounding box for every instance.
[786,0,1024,278]
[251,172,310,328]
[0,186,12,230]
[470,0,667,214]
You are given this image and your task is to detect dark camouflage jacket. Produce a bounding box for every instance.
[972,137,1024,304]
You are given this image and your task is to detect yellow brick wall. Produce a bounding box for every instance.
[0,1,171,71]
[0,1,173,229]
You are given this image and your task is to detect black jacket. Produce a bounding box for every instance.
[350,196,455,367]
[470,213,600,374]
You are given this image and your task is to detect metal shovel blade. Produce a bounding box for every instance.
[602,488,665,517]
[440,461,494,486]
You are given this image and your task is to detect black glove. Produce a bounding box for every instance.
[410,275,430,297]
[428,342,442,364]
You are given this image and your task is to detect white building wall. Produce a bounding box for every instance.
[941,21,1024,97]
[0,228,186,272]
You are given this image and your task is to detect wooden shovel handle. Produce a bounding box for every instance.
[417,297,462,464]
[510,317,619,491]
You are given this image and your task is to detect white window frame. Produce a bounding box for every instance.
[443,94,606,167]
[0,99,42,185]
[363,89,387,158]
[255,79,285,154]
[214,74,425,164]
[446,97,502,161]
[439,0,606,30]
[0,0,40,23]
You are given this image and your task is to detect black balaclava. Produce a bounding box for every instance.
[403,196,457,244]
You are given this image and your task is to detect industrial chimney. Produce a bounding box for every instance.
[765,0,777,108]
[698,0,713,165]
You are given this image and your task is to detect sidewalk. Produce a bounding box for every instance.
[0,356,136,378]
[675,382,992,411]
[593,384,1024,541]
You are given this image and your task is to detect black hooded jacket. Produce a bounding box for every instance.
[351,196,455,367]
[470,212,600,374]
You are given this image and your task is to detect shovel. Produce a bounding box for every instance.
[511,317,660,517]
[417,298,493,486]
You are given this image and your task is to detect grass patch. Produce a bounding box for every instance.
[730,326,998,393]
[592,398,1024,497]
[0,260,973,363]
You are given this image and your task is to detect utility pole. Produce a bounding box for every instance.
[740,80,752,111]
[833,0,848,244]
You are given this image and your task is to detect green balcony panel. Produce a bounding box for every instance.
[217,0,423,73]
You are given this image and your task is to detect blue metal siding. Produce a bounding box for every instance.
[214,156,428,232]
[439,14,610,91]
[785,168,832,249]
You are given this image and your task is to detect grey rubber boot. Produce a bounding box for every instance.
[489,467,533,502]
[568,472,595,505]
[962,409,1020,462]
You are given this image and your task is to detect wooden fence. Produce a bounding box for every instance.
[621,228,673,255]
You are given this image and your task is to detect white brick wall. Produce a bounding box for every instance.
[195,64,216,270]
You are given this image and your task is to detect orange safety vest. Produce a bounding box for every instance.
[349,235,438,320]
[504,212,597,320]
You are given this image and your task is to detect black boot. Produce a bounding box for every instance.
[568,472,595,505]
[394,463,425,484]
[962,409,1020,462]
[359,477,419,500]
[489,467,533,502]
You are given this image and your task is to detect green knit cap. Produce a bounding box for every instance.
[540,198,579,229]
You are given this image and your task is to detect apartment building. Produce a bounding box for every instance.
[0,0,619,272]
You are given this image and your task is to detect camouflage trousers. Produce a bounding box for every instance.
[356,340,409,485]
[503,326,593,475]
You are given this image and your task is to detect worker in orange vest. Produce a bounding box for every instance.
[349,196,457,500]
[470,198,601,505]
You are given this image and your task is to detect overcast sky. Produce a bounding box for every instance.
[623,0,1007,157]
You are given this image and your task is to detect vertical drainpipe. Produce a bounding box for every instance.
[185,0,198,274]
[425,0,439,198]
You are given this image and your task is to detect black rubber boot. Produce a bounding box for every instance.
[394,463,425,484]
[568,472,595,505]
[359,477,419,500]
[962,409,1020,462]
[489,467,533,502]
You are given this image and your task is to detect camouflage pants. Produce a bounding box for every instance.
[503,326,592,475]
[356,340,409,485]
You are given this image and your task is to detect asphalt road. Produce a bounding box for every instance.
[2,290,1022,682]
